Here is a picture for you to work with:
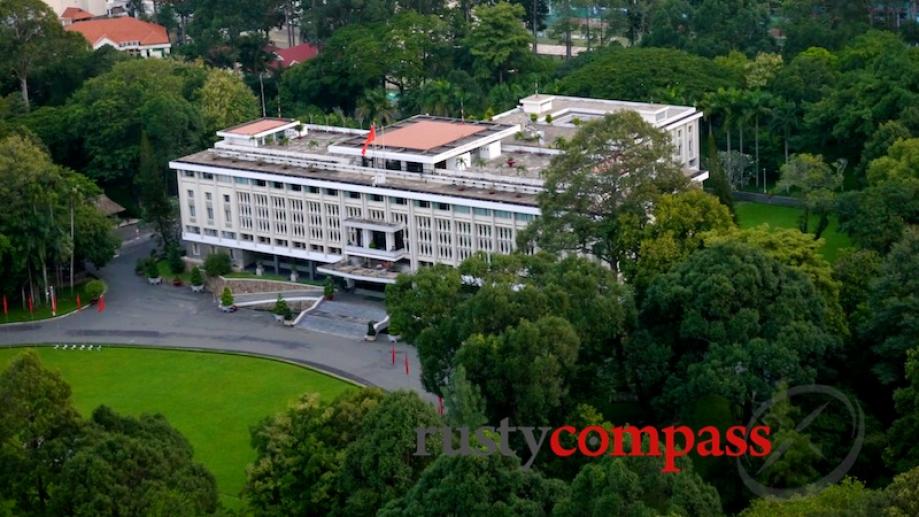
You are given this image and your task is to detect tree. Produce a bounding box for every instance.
[777,154,843,239]
[887,348,919,473]
[560,47,738,105]
[245,389,386,516]
[465,2,533,84]
[379,453,567,516]
[0,0,68,110]
[632,241,840,417]
[523,111,689,272]
[885,465,919,516]
[704,133,735,214]
[0,135,118,306]
[862,229,919,386]
[198,68,259,136]
[741,477,884,516]
[628,189,734,292]
[51,406,219,516]
[866,138,919,186]
[456,316,580,425]
[0,351,80,514]
[441,365,486,428]
[203,252,232,277]
[780,0,872,57]
[137,132,178,250]
[555,454,721,516]
[386,265,464,343]
[335,391,443,515]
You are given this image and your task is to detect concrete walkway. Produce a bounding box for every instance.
[298,296,388,339]
[0,236,425,395]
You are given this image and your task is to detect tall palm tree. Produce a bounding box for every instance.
[769,98,799,166]
[747,90,774,187]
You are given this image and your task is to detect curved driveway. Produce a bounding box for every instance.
[0,236,425,395]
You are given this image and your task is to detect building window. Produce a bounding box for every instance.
[258,236,270,244]
[234,177,249,185]
[254,194,271,232]
[311,244,323,252]
[271,196,288,234]
[228,249,236,259]
[327,247,341,255]
[347,191,361,199]
[324,188,338,196]
[308,186,320,194]
[325,203,341,242]
[205,192,214,224]
[475,224,493,253]
[293,241,306,249]
[204,228,218,237]
[515,213,535,222]
[308,201,323,240]
[289,184,302,192]
[274,239,288,247]
[414,200,430,209]
[494,210,511,219]
[255,180,267,187]
[406,162,423,173]
[202,173,214,180]
[186,190,196,219]
[496,226,514,254]
[346,206,362,219]
[369,194,384,202]
[474,208,491,217]
[290,199,305,237]
[368,209,385,222]
[436,203,450,211]
[454,205,471,214]
[456,221,473,261]
[191,243,200,255]
[415,216,433,257]
[185,225,200,234]
[436,218,453,261]
[272,181,284,189]
[222,231,236,239]
[183,171,195,178]
[237,192,253,230]
[391,197,406,205]
[240,233,254,241]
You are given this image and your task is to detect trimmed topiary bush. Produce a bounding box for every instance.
[220,287,234,307]
[145,259,160,279]
[84,279,105,301]
[190,266,204,286]
[167,246,185,274]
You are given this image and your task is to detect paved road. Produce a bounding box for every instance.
[0,236,426,395]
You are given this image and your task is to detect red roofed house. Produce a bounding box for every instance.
[59,6,93,25]
[270,43,319,69]
[65,17,171,58]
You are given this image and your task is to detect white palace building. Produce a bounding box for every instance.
[170,94,705,289]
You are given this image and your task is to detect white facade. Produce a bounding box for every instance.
[44,0,106,16]
[170,95,704,287]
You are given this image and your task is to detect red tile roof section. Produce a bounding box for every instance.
[373,121,487,151]
[225,119,291,136]
[273,43,319,68]
[61,7,93,21]
[65,17,169,46]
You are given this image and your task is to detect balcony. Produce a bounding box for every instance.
[345,244,408,261]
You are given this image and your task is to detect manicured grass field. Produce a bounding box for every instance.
[1,281,95,324]
[0,347,355,509]
[735,202,851,262]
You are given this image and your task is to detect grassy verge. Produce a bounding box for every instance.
[1,281,95,324]
[156,260,191,283]
[735,202,851,262]
[0,346,355,510]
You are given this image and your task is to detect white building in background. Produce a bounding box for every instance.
[43,0,107,17]
[170,95,704,290]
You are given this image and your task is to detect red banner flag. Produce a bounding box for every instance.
[361,125,376,157]
[27,296,33,314]
[76,294,81,310]
[391,343,396,365]
[404,352,410,376]
[2,295,7,316]
[51,294,57,316]
[97,294,105,313]
[438,396,444,416]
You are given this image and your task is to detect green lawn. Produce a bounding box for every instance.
[156,259,191,283]
[735,202,851,262]
[0,347,355,509]
[1,281,96,324]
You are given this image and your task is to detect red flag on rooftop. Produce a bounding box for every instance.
[97,294,105,313]
[361,124,376,157]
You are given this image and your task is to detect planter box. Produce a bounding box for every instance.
[190,284,204,293]
[147,277,162,285]
[283,319,296,327]
[273,313,284,322]
[219,305,237,313]
[364,334,377,342]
